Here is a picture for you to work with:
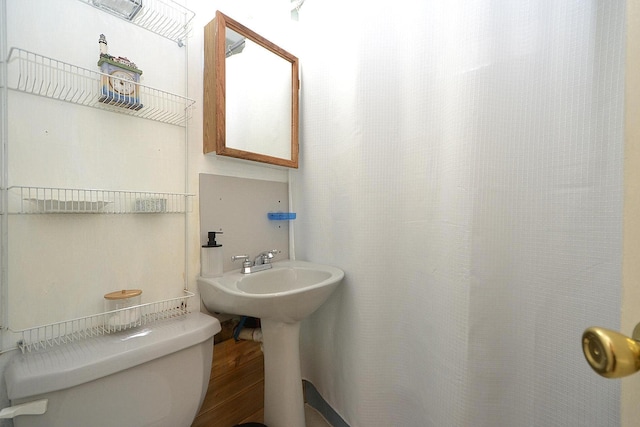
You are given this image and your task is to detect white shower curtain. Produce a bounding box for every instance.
[293,1,624,426]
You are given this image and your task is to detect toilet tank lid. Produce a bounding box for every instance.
[5,312,221,400]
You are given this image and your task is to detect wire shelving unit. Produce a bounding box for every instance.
[7,186,194,214]
[77,0,196,46]
[1,0,198,353]
[12,291,195,353]
[6,48,195,126]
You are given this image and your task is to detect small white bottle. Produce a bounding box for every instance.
[201,231,223,277]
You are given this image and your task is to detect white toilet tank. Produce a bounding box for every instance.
[4,312,221,427]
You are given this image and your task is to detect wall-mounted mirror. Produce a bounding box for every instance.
[203,11,299,168]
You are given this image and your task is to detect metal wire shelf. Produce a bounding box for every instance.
[77,0,195,46]
[6,47,195,126]
[12,291,194,353]
[8,186,194,214]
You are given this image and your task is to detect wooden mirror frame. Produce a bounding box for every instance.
[203,11,300,168]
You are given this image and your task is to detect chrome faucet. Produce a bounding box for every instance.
[232,250,279,274]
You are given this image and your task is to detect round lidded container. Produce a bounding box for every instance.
[104,289,142,328]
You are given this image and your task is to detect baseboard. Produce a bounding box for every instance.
[303,380,350,427]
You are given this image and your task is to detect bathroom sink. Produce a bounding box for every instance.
[197,260,344,323]
[198,259,344,427]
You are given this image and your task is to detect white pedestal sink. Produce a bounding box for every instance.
[198,260,344,427]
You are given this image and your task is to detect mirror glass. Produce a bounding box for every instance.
[204,11,299,168]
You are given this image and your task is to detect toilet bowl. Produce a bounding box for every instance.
[3,312,221,427]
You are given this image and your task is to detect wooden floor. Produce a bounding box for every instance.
[192,335,265,427]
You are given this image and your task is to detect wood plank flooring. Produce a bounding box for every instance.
[192,338,265,427]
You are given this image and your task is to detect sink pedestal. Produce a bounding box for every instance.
[261,319,305,427]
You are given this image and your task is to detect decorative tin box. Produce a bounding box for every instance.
[98,57,143,110]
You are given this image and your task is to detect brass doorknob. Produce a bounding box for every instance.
[582,326,640,378]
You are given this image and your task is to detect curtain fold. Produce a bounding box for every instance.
[294,1,624,426]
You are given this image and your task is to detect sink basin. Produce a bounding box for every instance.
[197,260,344,323]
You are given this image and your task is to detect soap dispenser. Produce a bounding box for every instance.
[201,231,223,278]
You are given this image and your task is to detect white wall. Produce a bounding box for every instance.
[5,0,190,329]
[185,0,297,300]
[0,0,295,422]
[0,0,295,335]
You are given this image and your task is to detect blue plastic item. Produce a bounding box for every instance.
[267,212,296,220]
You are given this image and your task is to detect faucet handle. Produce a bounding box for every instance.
[254,249,279,266]
[231,254,252,268]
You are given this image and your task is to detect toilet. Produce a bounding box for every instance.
[3,312,221,427]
